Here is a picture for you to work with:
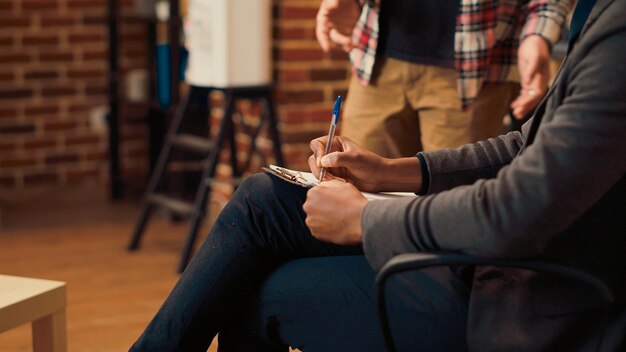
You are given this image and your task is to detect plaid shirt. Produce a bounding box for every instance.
[350,0,573,108]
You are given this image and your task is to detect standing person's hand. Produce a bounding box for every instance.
[510,35,551,119]
[308,136,388,192]
[315,0,359,52]
[304,179,367,245]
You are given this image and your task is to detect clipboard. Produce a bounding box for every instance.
[262,165,319,188]
[262,165,418,201]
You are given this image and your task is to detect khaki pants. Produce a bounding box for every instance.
[341,57,520,157]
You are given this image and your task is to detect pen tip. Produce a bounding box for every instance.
[332,96,342,124]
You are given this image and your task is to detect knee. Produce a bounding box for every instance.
[235,173,277,204]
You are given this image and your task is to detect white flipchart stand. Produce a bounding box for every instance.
[184,0,272,87]
[131,0,283,273]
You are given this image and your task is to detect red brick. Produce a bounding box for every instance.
[24,70,59,80]
[41,86,77,97]
[0,141,17,152]
[23,137,56,149]
[123,58,147,70]
[65,134,101,146]
[329,49,350,61]
[22,34,59,46]
[66,168,100,183]
[23,171,58,185]
[277,68,308,83]
[127,146,147,158]
[67,104,89,113]
[0,88,33,99]
[85,84,107,96]
[0,157,37,168]
[0,36,14,47]
[309,68,347,81]
[0,18,31,28]
[121,0,137,9]
[68,33,104,44]
[281,129,326,144]
[81,15,106,25]
[85,151,107,161]
[0,124,35,135]
[83,50,107,61]
[0,123,36,134]
[0,72,14,81]
[40,15,75,27]
[0,1,14,11]
[39,52,74,62]
[277,48,324,62]
[277,89,324,104]
[67,0,105,9]
[45,153,80,164]
[0,2,355,191]
[282,108,335,124]
[0,54,31,64]
[21,0,57,10]
[120,104,148,121]
[44,121,77,131]
[121,130,145,142]
[279,6,318,19]
[0,175,16,187]
[67,69,104,79]
[24,105,59,116]
[120,32,146,42]
[121,46,146,58]
[274,27,309,40]
[0,107,17,119]
[309,108,337,122]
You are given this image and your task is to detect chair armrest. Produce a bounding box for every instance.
[376,252,614,302]
[375,252,614,352]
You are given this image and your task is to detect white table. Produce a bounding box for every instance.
[0,275,67,352]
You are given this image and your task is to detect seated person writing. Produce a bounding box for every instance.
[131,0,626,350]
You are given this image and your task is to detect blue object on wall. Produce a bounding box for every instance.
[179,46,189,81]
[156,43,171,109]
[155,44,189,109]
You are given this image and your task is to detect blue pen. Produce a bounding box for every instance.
[319,96,342,181]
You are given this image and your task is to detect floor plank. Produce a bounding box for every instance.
[0,186,220,351]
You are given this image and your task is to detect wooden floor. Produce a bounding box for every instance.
[0,185,221,352]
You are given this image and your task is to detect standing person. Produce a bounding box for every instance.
[316,0,573,157]
[130,1,625,350]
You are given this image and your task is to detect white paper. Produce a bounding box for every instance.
[267,165,417,201]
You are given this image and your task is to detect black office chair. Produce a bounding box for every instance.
[375,252,616,352]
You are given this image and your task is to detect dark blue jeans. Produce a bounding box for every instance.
[130,174,469,351]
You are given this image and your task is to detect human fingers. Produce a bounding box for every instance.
[315,0,339,52]
[303,180,366,244]
[310,136,330,167]
[308,154,346,180]
[319,135,372,167]
[308,154,321,177]
[315,10,331,52]
[511,87,544,119]
[310,135,349,165]
[329,29,353,52]
[320,151,345,168]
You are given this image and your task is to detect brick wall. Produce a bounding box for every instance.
[0,0,352,193]
[273,1,351,170]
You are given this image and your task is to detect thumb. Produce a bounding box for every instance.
[321,151,355,168]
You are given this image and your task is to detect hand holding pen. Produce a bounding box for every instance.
[319,96,342,181]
